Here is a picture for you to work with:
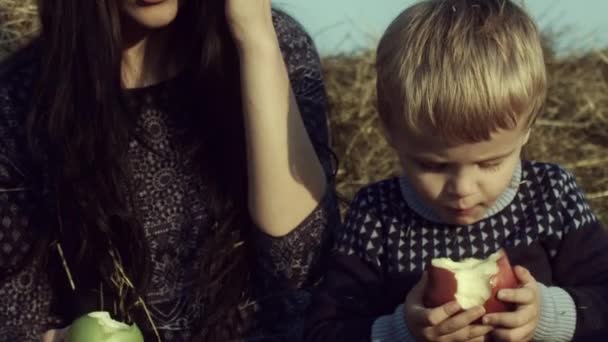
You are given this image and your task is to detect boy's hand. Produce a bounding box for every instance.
[405,273,494,341]
[225,0,276,49]
[482,266,540,342]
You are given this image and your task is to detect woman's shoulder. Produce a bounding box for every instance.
[0,40,39,84]
[272,9,321,70]
[0,41,39,119]
[0,43,39,165]
[272,9,313,45]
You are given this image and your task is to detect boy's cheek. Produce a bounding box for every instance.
[407,173,445,199]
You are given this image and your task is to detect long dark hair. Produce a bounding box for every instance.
[28,0,251,339]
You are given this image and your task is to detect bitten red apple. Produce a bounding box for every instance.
[423,250,519,313]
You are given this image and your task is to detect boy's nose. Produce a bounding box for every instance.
[445,172,476,200]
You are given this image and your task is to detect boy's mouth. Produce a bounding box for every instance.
[446,206,478,217]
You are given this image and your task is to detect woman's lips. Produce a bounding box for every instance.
[137,0,166,6]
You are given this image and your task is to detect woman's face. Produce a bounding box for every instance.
[120,0,181,29]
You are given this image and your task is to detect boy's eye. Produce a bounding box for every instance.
[416,161,447,172]
[479,161,502,171]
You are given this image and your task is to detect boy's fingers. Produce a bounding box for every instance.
[514,266,534,285]
[435,306,486,335]
[483,307,534,328]
[424,301,461,326]
[466,334,494,342]
[432,324,493,342]
[414,272,428,292]
[464,324,495,340]
[497,287,535,304]
[407,306,428,328]
[407,272,428,306]
[491,325,534,342]
[465,335,492,342]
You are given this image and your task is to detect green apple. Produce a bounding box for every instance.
[66,311,144,342]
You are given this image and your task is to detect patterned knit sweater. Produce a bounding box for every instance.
[0,11,338,342]
[305,160,608,341]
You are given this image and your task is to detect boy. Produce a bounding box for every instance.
[305,0,608,341]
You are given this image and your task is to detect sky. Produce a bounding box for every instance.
[274,0,608,56]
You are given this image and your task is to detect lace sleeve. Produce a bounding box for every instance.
[1,262,62,341]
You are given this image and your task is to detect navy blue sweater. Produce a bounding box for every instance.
[306,161,608,341]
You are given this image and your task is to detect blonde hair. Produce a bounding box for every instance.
[376,0,546,143]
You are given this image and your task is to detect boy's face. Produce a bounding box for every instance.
[391,124,530,225]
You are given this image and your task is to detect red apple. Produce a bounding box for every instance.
[423,250,519,313]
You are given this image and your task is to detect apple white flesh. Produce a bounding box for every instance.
[424,250,519,313]
[66,311,144,342]
[432,252,500,309]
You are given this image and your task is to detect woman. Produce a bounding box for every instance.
[0,0,336,341]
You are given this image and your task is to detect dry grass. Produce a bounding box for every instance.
[0,0,37,60]
[0,0,606,225]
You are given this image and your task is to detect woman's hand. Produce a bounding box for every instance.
[225,0,276,50]
[40,327,69,342]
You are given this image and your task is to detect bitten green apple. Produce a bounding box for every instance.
[66,311,144,342]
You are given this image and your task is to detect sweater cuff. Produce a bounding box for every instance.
[533,283,577,342]
[371,304,416,342]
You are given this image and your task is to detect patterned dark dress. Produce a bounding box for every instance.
[0,11,338,342]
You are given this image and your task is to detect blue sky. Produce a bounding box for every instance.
[275,0,608,56]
